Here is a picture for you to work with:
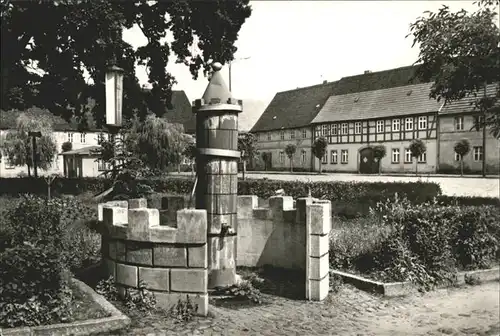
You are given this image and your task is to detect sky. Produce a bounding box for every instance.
[122,1,490,104]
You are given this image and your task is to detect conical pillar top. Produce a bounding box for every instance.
[202,62,232,104]
[193,62,243,113]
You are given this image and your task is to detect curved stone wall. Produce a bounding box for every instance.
[97,198,208,315]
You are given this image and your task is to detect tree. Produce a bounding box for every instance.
[285,143,297,172]
[1,1,252,127]
[183,137,196,176]
[407,1,500,177]
[61,141,72,152]
[372,145,387,175]
[1,113,57,177]
[238,132,257,180]
[454,139,471,176]
[409,139,427,175]
[312,137,328,174]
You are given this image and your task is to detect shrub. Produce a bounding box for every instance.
[450,206,499,270]
[5,195,63,251]
[0,244,66,304]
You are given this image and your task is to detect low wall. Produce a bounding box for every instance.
[98,198,208,316]
[237,195,331,301]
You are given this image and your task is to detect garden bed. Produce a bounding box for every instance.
[0,278,130,336]
[331,267,500,297]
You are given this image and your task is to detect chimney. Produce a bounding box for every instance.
[364,70,372,74]
[322,80,327,84]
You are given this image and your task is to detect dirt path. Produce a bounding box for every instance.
[108,281,500,336]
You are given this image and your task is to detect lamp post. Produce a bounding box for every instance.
[228,56,250,93]
[28,131,42,178]
[105,65,124,173]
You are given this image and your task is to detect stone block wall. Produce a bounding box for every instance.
[237,195,332,301]
[98,198,208,315]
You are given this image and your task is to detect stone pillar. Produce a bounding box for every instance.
[192,62,242,289]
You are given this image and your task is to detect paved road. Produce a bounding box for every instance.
[239,173,500,198]
[108,281,500,336]
[174,172,499,198]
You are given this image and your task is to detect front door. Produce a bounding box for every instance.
[359,147,378,174]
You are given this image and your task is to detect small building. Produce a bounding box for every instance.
[60,145,105,178]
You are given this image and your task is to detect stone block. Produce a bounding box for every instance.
[109,240,126,262]
[219,160,237,174]
[308,277,329,301]
[237,195,258,219]
[149,226,178,243]
[188,244,208,268]
[170,269,207,293]
[103,258,116,279]
[310,234,329,258]
[230,174,238,194]
[138,267,169,291]
[308,255,329,280]
[154,245,187,267]
[308,202,331,235]
[207,213,231,234]
[296,197,314,225]
[253,208,271,220]
[219,175,230,194]
[269,196,294,212]
[208,174,222,194]
[116,263,138,287]
[128,208,160,241]
[154,293,208,316]
[129,198,147,209]
[176,209,207,244]
[127,242,153,265]
[103,206,128,227]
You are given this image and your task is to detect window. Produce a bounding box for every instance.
[473,146,483,161]
[418,152,427,163]
[330,124,338,135]
[330,150,338,164]
[321,124,328,136]
[404,148,412,163]
[80,133,86,143]
[376,120,384,133]
[267,133,271,141]
[301,150,307,164]
[280,131,285,140]
[392,119,400,132]
[391,148,400,163]
[418,116,427,130]
[473,116,483,131]
[405,118,413,131]
[279,151,285,164]
[97,159,110,171]
[290,130,295,139]
[67,132,73,143]
[321,153,328,164]
[302,129,307,138]
[454,116,464,131]
[454,152,461,161]
[341,123,348,135]
[354,122,362,135]
[341,150,348,164]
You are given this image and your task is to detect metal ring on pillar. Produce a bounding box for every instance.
[198,148,240,159]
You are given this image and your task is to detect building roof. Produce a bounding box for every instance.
[250,65,423,132]
[439,83,500,115]
[0,90,194,133]
[161,90,195,134]
[60,145,101,156]
[312,82,442,124]
[250,81,338,132]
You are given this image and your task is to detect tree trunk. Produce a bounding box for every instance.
[378,158,381,175]
[27,165,31,177]
[191,162,195,177]
[319,161,322,174]
[243,160,246,180]
[177,163,181,174]
[290,157,293,172]
[482,83,487,178]
[460,156,464,176]
[415,159,418,176]
[47,183,51,201]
